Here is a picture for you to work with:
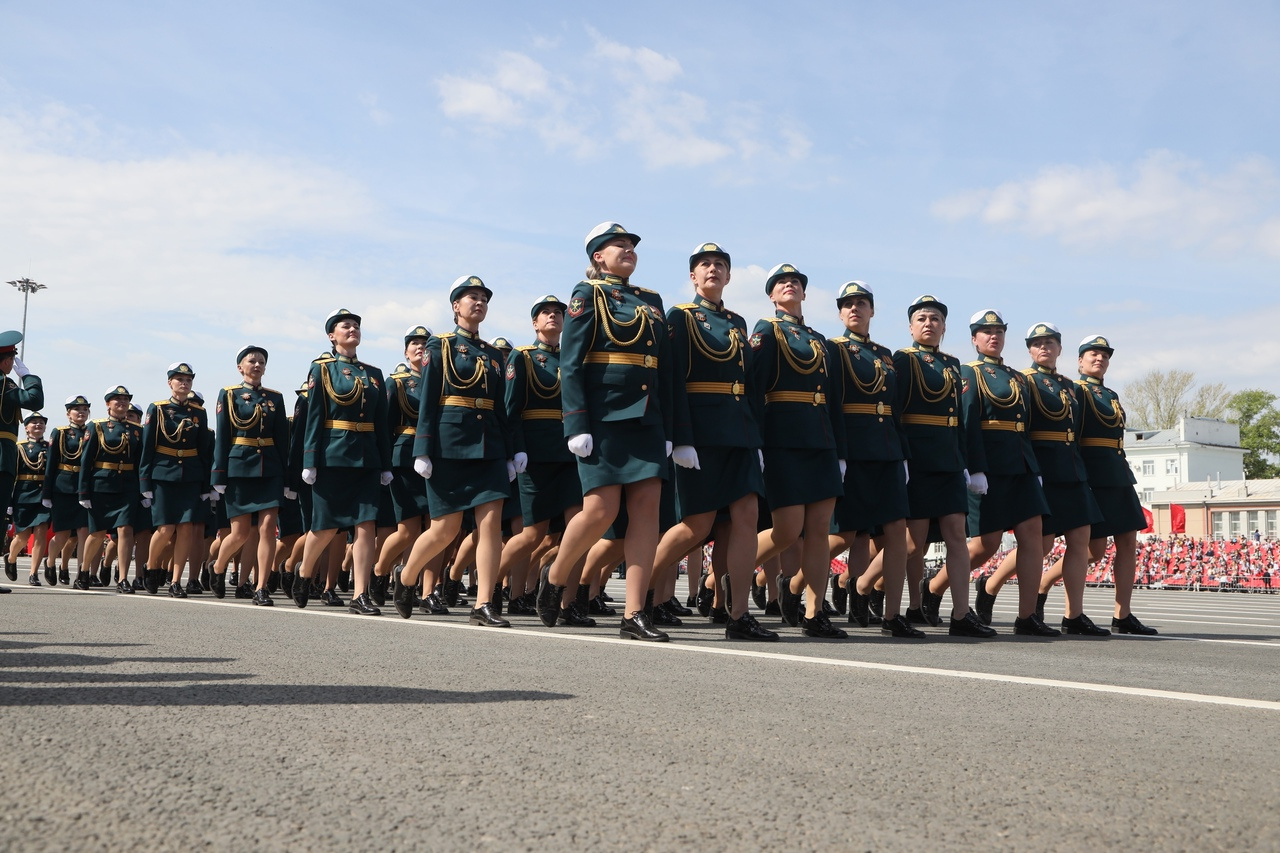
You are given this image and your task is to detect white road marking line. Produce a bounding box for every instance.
[76,591,1280,713]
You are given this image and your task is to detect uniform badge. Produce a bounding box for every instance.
[490,357,500,372]
[535,354,547,366]
[611,288,623,301]
[961,378,970,394]
[457,345,468,355]
[342,368,352,377]
[370,377,379,388]
[422,352,430,366]
[850,345,860,356]
[983,366,996,376]
[749,332,763,350]
[408,380,417,389]
[922,354,934,364]
[788,327,800,339]
[308,376,315,389]
[242,392,252,401]
[216,402,223,415]
[568,297,585,317]
[506,362,516,380]
[694,311,706,322]
[702,322,712,330]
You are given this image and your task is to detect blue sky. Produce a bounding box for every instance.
[2,1,1278,414]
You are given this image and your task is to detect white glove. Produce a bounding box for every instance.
[208,491,220,504]
[41,498,52,509]
[301,468,317,485]
[142,491,153,501]
[11,356,30,378]
[672,445,700,470]
[79,499,92,509]
[903,460,910,485]
[380,470,394,486]
[506,460,518,482]
[665,441,673,457]
[968,472,989,495]
[141,498,152,508]
[839,459,847,479]
[1037,475,1043,487]
[758,449,765,472]
[512,452,528,474]
[963,469,971,487]
[413,456,432,479]
[200,492,212,502]
[567,434,593,458]
[213,484,226,495]
[283,487,298,501]
[5,507,10,516]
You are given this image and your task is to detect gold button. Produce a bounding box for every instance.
[476,414,483,420]
[817,385,822,391]
[646,341,653,347]
[641,385,648,391]
[948,407,954,413]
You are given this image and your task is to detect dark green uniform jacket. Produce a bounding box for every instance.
[892,343,974,473]
[560,275,673,440]
[43,425,88,500]
[212,382,290,484]
[506,341,571,463]
[302,353,391,470]
[13,439,47,506]
[748,310,844,454]
[1023,365,1088,484]
[1075,376,1137,487]
[140,398,212,493]
[79,417,143,499]
[828,332,908,461]
[959,355,1039,476]
[413,328,511,461]
[386,365,424,469]
[0,374,44,475]
[669,296,759,449]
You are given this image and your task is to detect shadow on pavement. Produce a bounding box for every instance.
[0,684,575,706]
[0,653,236,669]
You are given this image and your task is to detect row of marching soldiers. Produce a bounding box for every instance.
[0,222,1158,641]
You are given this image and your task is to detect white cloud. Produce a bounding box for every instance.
[932,150,1280,257]
[432,29,810,174]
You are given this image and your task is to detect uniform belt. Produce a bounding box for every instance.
[981,420,1025,432]
[395,426,416,436]
[0,433,15,442]
[94,461,135,471]
[1080,437,1123,449]
[324,419,376,432]
[842,402,891,416]
[901,414,958,427]
[765,391,826,405]
[521,410,563,421]
[58,464,80,473]
[583,352,659,369]
[1029,429,1075,443]
[16,474,42,481]
[156,446,199,458]
[440,396,495,411]
[686,381,745,396]
[232,437,275,447]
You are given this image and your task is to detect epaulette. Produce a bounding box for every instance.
[312,354,335,364]
[830,336,848,344]
[390,368,412,378]
[189,402,205,411]
[675,303,698,311]
[966,360,983,368]
[222,385,241,392]
[631,284,658,295]
[152,400,170,407]
[91,418,110,425]
[438,332,456,340]
[899,346,919,354]
[515,344,537,353]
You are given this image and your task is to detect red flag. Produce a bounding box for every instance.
[1171,504,1186,534]
[1141,507,1154,533]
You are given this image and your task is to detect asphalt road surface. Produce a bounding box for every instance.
[3,569,1278,851]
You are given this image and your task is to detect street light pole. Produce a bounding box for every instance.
[7,278,48,359]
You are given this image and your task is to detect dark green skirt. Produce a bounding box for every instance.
[298,485,313,534]
[761,447,842,511]
[131,495,153,533]
[906,468,967,520]
[224,476,283,519]
[311,468,380,530]
[674,445,764,518]
[389,469,430,524]
[518,460,582,526]
[88,491,135,534]
[1042,480,1104,536]
[966,471,1050,536]
[1089,484,1147,539]
[277,495,305,538]
[376,486,397,528]
[832,458,909,534]
[426,457,508,519]
[151,481,203,526]
[13,501,51,531]
[576,421,668,494]
[49,492,89,533]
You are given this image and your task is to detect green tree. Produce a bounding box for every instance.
[1226,389,1280,479]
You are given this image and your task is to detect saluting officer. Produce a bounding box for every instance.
[826,281,923,638]
[535,222,675,642]
[1075,335,1157,635]
[7,413,51,586]
[141,363,213,597]
[372,325,433,606]
[749,263,848,639]
[0,330,44,594]
[394,277,515,627]
[210,345,290,604]
[293,309,393,615]
[953,309,1056,636]
[651,242,775,641]
[498,295,589,621]
[79,386,144,593]
[895,296,992,637]
[43,395,92,586]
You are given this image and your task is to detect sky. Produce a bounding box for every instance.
[2,1,1278,416]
